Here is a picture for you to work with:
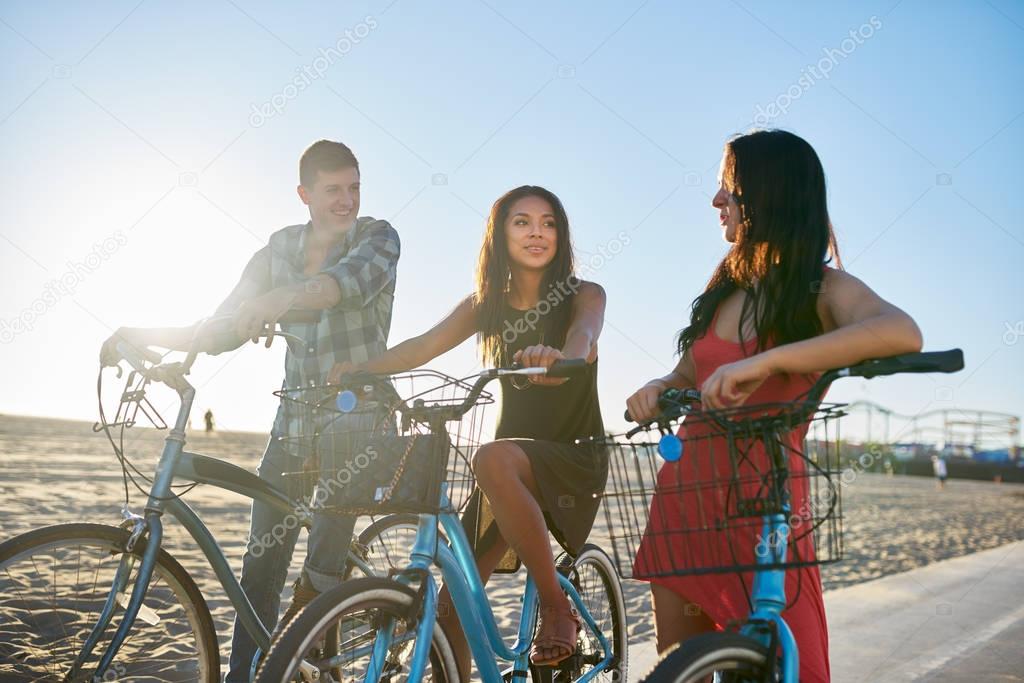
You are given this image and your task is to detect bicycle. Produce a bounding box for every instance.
[0,316,441,682]
[603,349,964,683]
[254,360,629,683]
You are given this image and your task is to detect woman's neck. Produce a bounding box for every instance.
[506,267,544,309]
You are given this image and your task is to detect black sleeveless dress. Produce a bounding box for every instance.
[464,300,608,560]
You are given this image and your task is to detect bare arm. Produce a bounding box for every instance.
[647,351,697,392]
[759,269,923,376]
[327,295,478,382]
[99,247,273,364]
[561,281,606,361]
[515,281,607,386]
[625,349,697,423]
[701,268,924,409]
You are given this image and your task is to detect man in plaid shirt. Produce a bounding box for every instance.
[100,140,400,679]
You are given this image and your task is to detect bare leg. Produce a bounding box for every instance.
[472,441,575,665]
[651,583,716,653]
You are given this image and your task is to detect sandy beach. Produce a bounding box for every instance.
[2,414,1023,678]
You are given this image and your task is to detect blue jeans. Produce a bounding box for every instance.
[226,429,360,682]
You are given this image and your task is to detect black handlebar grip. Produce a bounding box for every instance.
[624,388,702,422]
[664,388,703,404]
[849,349,964,380]
[546,358,588,378]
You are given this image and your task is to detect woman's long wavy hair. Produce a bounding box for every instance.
[677,130,842,356]
[476,186,577,366]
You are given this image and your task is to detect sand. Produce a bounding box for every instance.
[2,414,1023,679]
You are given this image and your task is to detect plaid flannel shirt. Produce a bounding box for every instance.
[213,217,400,441]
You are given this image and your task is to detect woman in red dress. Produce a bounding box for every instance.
[625,129,924,682]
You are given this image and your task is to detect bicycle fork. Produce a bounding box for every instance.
[743,514,799,683]
[69,511,165,681]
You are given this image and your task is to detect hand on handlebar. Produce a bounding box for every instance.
[100,328,133,367]
[100,328,160,368]
[327,360,358,386]
[625,380,667,423]
[513,345,569,386]
[699,354,772,410]
[233,288,299,348]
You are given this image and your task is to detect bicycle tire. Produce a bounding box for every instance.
[0,522,219,682]
[255,577,458,683]
[556,544,628,683]
[642,632,772,683]
[348,513,448,580]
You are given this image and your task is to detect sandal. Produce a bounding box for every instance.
[530,602,582,666]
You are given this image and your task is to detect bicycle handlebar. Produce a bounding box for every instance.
[542,357,587,377]
[627,349,964,430]
[805,348,963,404]
[333,359,591,425]
[114,341,161,376]
[111,311,323,381]
[623,388,702,423]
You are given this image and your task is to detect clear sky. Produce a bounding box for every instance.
[1,0,1021,443]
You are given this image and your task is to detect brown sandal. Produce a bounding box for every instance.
[530,603,582,666]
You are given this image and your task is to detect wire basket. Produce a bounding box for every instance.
[274,371,493,515]
[601,401,845,579]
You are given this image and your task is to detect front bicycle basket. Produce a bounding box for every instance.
[602,401,845,579]
[275,371,492,516]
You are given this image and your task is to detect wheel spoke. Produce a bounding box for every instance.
[0,526,215,682]
[255,581,456,683]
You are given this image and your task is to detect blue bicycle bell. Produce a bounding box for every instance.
[658,433,684,462]
[336,390,357,413]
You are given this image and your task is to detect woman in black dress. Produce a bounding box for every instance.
[329,185,607,671]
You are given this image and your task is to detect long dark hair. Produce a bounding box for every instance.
[677,130,842,356]
[476,185,577,365]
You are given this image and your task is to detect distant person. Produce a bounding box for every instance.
[204,409,215,433]
[625,129,924,683]
[932,455,948,489]
[99,140,400,681]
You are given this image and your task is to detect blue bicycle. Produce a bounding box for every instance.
[254,361,628,683]
[606,350,963,683]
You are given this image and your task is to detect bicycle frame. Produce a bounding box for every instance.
[731,426,800,683]
[78,373,375,680]
[739,513,799,683]
[355,490,614,683]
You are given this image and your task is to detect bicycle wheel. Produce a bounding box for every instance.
[348,513,442,577]
[642,633,772,683]
[348,513,449,594]
[552,544,627,683]
[0,523,219,682]
[255,577,458,683]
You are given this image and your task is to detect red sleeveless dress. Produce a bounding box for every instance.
[633,313,831,683]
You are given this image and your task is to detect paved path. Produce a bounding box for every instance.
[629,541,1024,682]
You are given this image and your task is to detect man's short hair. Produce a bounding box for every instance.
[299,140,359,188]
